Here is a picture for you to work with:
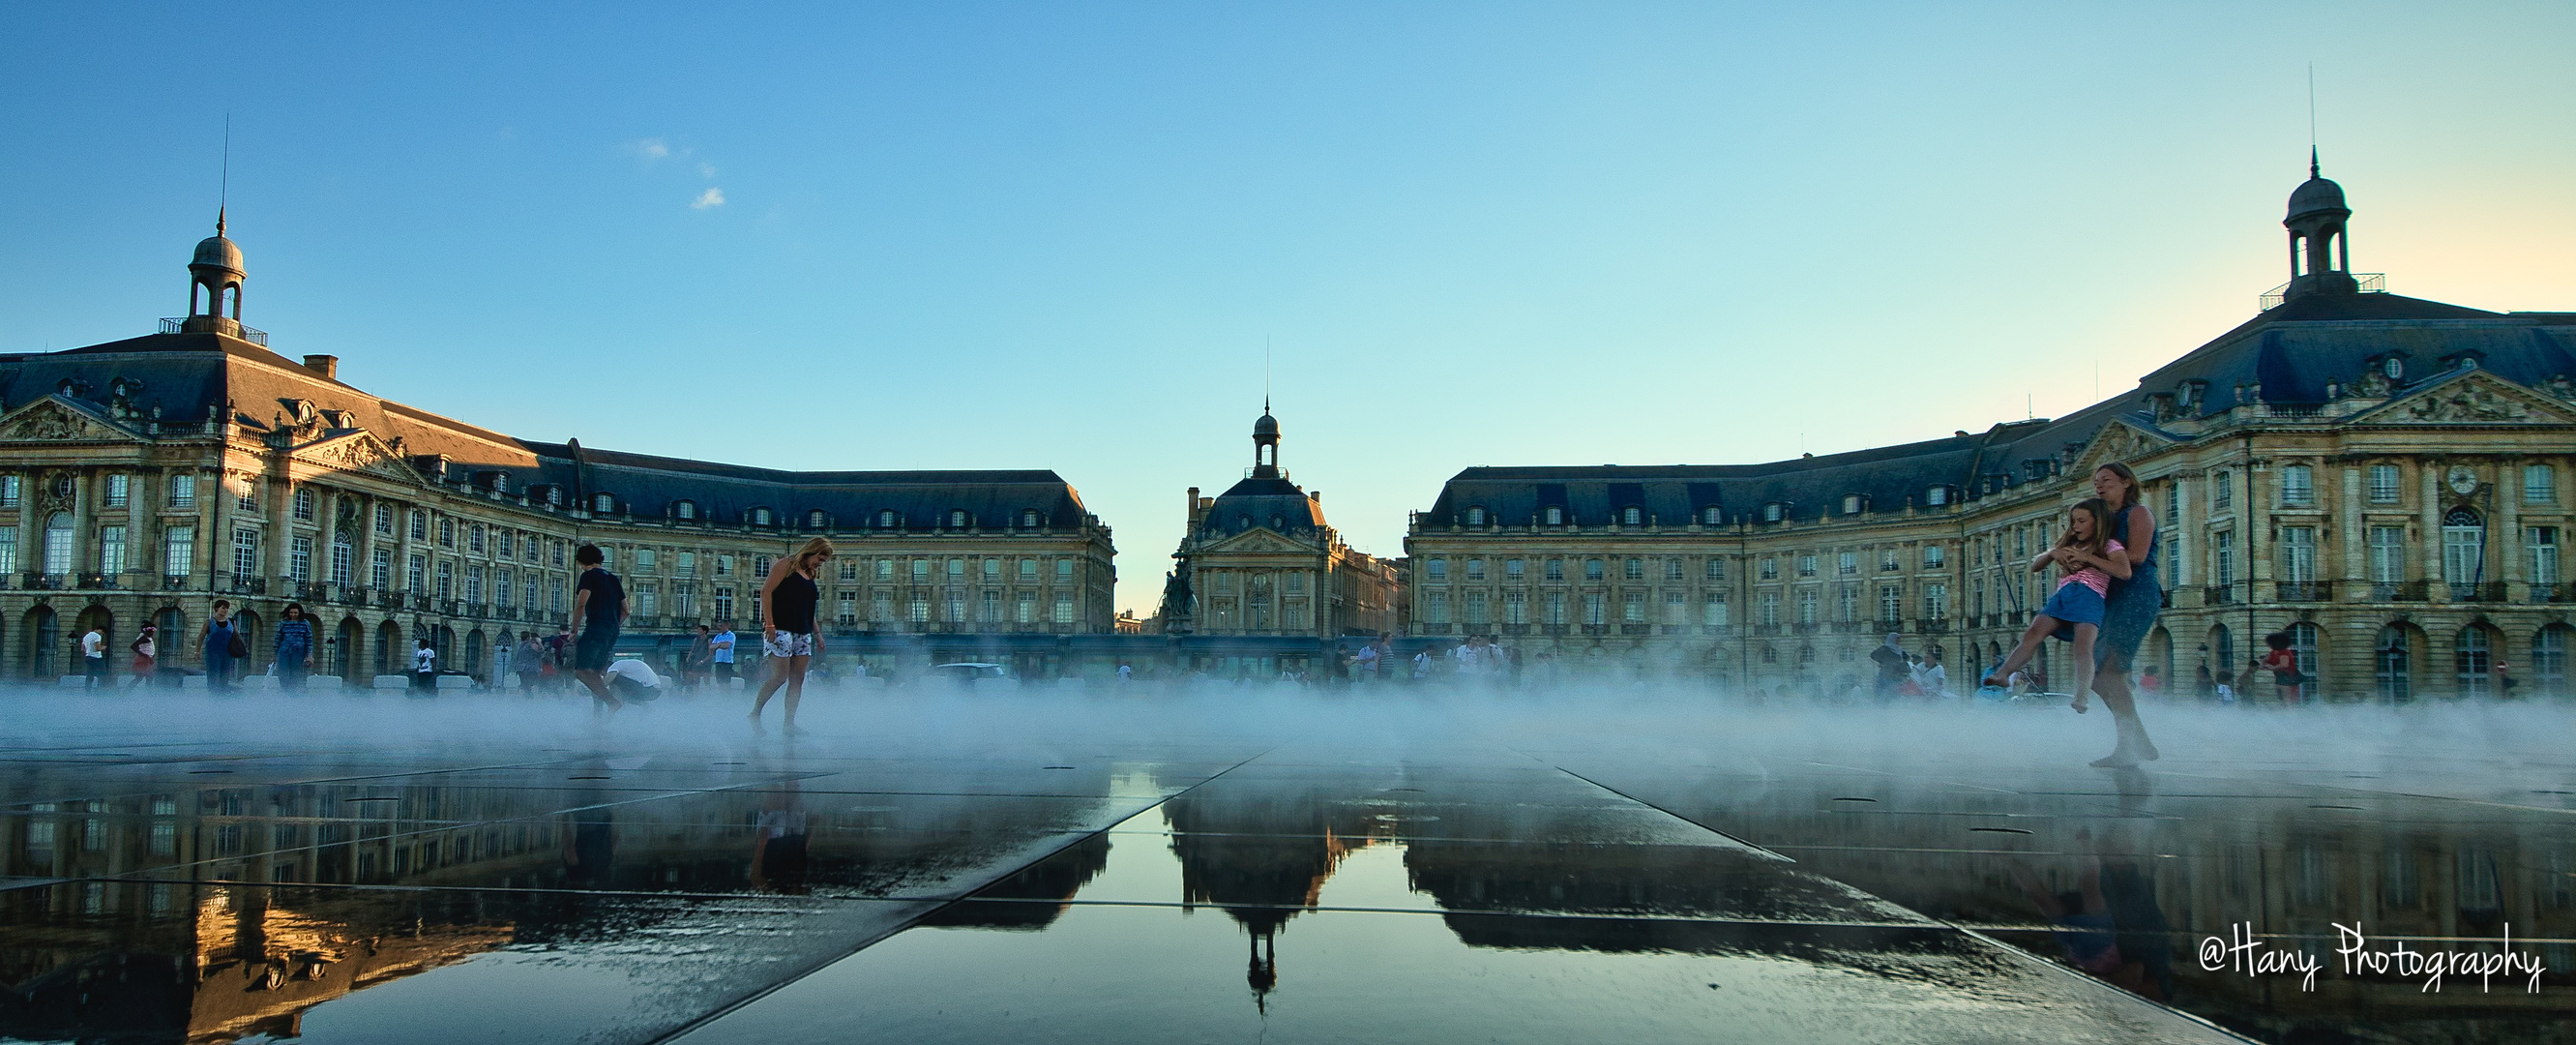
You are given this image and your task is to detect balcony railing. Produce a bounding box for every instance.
[2274,581,2332,603]
[2447,582,2506,603]
[2259,273,2385,312]
[2370,581,2427,603]
[2205,583,2238,606]
[2532,582,2571,605]
[161,316,270,345]
[1914,618,1951,633]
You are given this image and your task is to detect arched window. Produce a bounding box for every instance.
[1927,486,1949,507]
[1701,506,1720,525]
[2375,625,2411,702]
[808,510,828,529]
[1466,506,1486,527]
[1543,506,1563,525]
[877,510,898,528]
[1621,506,1642,526]
[42,511,73,576]
[1270,515,1285,530]
[2441,507,2484,588]
[751,507,773,526]
[2455,627,2493,697]
[1843,494,1863,515]
[949,510,970,528]
[592,493,614,513]
[2288,621,2320,701]
[2209,624,2234,679]
[1022,509,1041,528]
[2384,355,2404,380]
[674,500,696,521]
[1762,503,1783,522]
[2536,624,2571,697]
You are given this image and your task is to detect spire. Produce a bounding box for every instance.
[215,206,226,237]
[2309,145,2319,180]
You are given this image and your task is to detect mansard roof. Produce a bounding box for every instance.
[1200,475,1326,539]
[2,333,1095,532]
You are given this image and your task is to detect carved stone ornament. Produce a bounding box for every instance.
[3,403,87,440]
[2404,384,2531,423]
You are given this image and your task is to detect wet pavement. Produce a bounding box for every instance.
[2,688,2570,1043]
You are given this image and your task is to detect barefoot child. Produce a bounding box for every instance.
[1983,498,2132,712]
[2258,632,2307,704]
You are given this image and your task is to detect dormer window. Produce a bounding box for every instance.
[592,493,614,513]
[1621,506,1642,526]
[1543,506,1563,525]
[1466,506,1487,527]
[949,510,969,528]
[674,500,696,521]
[1021,509,1040,527]
[544,486,563,507]
[2384,356,2404,380]
[1763,503,1783,522]
[1701,506,1720,525]
[1842,494,1862,515]
[877,510,898,528]
[751,507,773,526]
[808,510,828,528]
[1926,486,1948,507]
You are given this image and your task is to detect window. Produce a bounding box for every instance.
[329,530,352,586]
[434,561,452,601]
[1542,591,1566,625]
[2369,464,2401,504]
[0,475,18,508]
[1842,494,1862,515]
[908,559,928,582]
[752,507,773,526]
[1582,593,1605,626]
[1543,558,1564,582]
[809,510,829,529]
[718,555,735,578]
[1796,554,1817,578]
[2211,470,2233,513]
[1621,506,1642,526]
[840,559,859,582]
[1052,594,1075,624]
[2535,625,2570,697]
[677,552,696,578]
[949,510,969,528]
[494,529,514,558]
[635,582,656,615]
[2527,464,2559,505]
[2279,464,2314,507]
[1926,485,1947,507]
[1763,503,1783,522]
[2280,526,2316,582]
[1924,546,1945,569]
[99,525,127,575]
[1424,558,1448,582]
[495,569,513,607]
[1584,558,1605,582]
[2384,355,2405,380]
[1022,509,1041,528]
[2369,526,2405,584]
[1622,591,1646,624]
[1838,552,1857,576]
[1504,557,1525,581]
[1464,592,1488,626]
[1701,506,1721,525]
[982,558,1002,582]
[292,487,315,521]
[1760,557,1778,581]
[1757,592,1779,626]
[163,525,193,578]
[1703,558,1724,582]
[1055,559,1074,582]
[945,557,962,581]
[466,523,486,553]
[636,549,656,574]
[165,474,193,508]
[550,541,565,567]
[675,500,696,520]
[1466,506,1486,526]
[1923,583,1948,620]
[672,583,693,616]
[879,510,898,528]
[1795,589,1818,625]
[715,587,736,619]
[409,510,428,541]
[2442,508,2484,586]
[2375,626,2411,701]
[1660,558,1682,582]
[593,493,614,513]
[1623,557,1643,581]
[104,474,129,507]
[1703,594,1730,627]
[2212,530,2235,587]
[1879,585,1901,622]
[2288,622,2321,701]
[406,554,425,592]
[1465,558,1486,582]
[436,518,454,548]
[237,479,258,513]
[2529,526,2561,585]
[1836,585,1857,622]
[2456,628,2493,697]
[227,527,256,580]
[1543,506,1563,525]
[370,548,391,590]
[756,555,774,579]
[462,565,482,604]
[837,591,857,625]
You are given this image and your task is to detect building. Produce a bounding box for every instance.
[1405,159,2574,699]
[1156,408,1405,675]
[0,220,1119,683]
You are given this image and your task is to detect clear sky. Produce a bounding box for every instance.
[5,2,2570,612]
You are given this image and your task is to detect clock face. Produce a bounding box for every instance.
[2447,465,2480,496]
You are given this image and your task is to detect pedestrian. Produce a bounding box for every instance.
[750,537,833,732]
[2492,660,2519,698]
[569,543,628,711]
[412,639,437,692]
[516,634,546,693]
[709,622,737,689]
[1411,647,1433,681]
[2138,666,2163,697]
[203,600,242,691]
[1984,498,2129,713]
[546,624,573,689]
[603,657,662,702]
[274,603,315,692]
[129,626,157,687]
[685,624,714,688]
[1919,649,1950,699]
[1116,662,1133,682]
[79,623,108,688]
[2193,662,2215,701]
[2259,633,2305,704]
[2083,462,2166,766]
[1870,633,1909,700]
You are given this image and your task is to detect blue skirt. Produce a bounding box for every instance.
[2094,576,2163,668]
[2042,582,2107,641]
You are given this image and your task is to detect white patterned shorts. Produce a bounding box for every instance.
[764,631,815,658]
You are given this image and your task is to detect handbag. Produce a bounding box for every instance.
[226,631,250,659]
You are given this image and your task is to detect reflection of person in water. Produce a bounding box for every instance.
[749,780,810,893]
[1247,927,1278,1013]
[563,807,615,887]
[2012,827,2175,1000]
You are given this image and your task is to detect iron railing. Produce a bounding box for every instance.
[2259,273,2386,312]
[160,316,270,345]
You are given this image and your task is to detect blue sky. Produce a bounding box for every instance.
[6,2,2570,612]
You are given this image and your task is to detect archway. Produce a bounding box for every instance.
[435,625,457,673]
[231,611,264,677]
[375,620,400,676]
[2453,623,2499,698]
[2145,626,2174,692]
[465,628,487,679]
[2288,621,2321,701]
[2206,624,2235,687]
[2375,622,2421,702]
[2532,623,2570,698]
[23,606,58,679]
[335,616,363,680]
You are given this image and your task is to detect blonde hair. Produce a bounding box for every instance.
[793,536,835,569]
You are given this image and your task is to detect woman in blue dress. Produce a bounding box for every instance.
[274,602,315,691]
[2087,463,2162,767]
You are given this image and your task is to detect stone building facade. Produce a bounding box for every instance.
[0,223,1118,683]
[1156,409,1404,672]
[1405,162,2574,699]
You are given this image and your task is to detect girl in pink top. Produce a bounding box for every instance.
[1984,497,2133,712]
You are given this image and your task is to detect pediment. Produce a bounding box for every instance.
[2070,419,2176,475]
[2352,373,2576,426]
[289,431,433,487]
[0,397,145,444]
[1202,527,1317,555]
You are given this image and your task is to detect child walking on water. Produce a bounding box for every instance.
[1983,498,2132,712]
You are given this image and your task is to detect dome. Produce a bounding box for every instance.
[2285,175,2348,223]
[192,233,244,275]
[1253,412,1279,436]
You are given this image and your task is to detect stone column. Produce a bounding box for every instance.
[2339,465,2364,592]
[2419,462,2443,603]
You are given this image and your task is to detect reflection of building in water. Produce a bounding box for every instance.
[1405,160,2576,699]
[1163,787,1385,1010]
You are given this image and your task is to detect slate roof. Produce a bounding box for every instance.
[2,332,1094,532]
[1423,291,2576,527]
[1199,475,1326,539]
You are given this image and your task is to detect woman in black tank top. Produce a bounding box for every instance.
[752,537,836,732]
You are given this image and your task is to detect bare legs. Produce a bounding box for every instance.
[749,655,812,731]
[1981,614,2096,713]
[2088,650,2159,767]
[574,669,622,711]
